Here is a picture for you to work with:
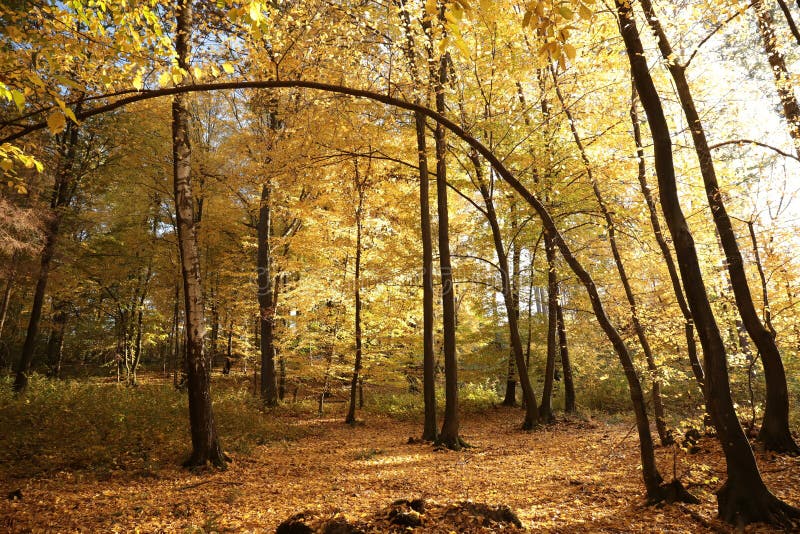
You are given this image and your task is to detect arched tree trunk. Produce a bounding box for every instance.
[618,0,799,524]
[172,0,225,468]
[639,0,798,455]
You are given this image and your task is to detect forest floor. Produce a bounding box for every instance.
[1,393,799,533]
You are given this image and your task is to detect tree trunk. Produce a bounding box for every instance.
[540,231,558,423]
[14,112,80,394]
[0,255,17,342]
[45,301,66,378]
[257,183,278,406]
[753,0,800,159]
[618,0,798,524]
[172,0,225,468]
[470,154,540,429]
[414,111,438,441]
[630,87,706,396]
[346,163,366,425]
[556,292,575,413]
[639,0,797,455]
[434,53,463,450]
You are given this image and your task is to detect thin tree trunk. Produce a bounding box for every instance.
[630,87,706,396]
[0,255,17,342]
[346,163,366,425]
[257,183,278,406]
[753,0,800,158]
[556,290,575,413]
[172,0,225,468]
[618,0,798,523]
[434,52,462,450]
[540,231,558,423]
[45,301,66,378]
[551,64,671,444]
[469,154,540,429]
[14,112,80,394]
[747,221,776,337]
[414,111,438,441]
[640,0,798,454]
[503,205,521,407]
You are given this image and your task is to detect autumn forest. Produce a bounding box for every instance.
[2,0,800,531]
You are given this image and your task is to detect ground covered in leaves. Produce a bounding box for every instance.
[2,388,799,532]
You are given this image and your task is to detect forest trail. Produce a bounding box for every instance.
[2,406,797,532]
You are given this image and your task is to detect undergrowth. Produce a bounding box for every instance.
[0,374,306,479]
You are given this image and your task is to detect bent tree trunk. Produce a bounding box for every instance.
[618,0,799,525]
[639,0,798,454]
[257,183,278,406]
[415,111,438,441]
[173,0,225,468]
[470,154,540,429]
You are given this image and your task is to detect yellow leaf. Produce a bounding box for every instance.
[211,64,220,77]
[564,43,576,61]
[158,71,172,87]
[579,3,593,19]
[11,90,25,112]
[47,110,66,134]
[192,66,203,80]
[0,159,12,171]
[133,72,143,91]
[559,5,574,20]
[64,107,78,124]
[249,1,262,22]
[222,62,235,74]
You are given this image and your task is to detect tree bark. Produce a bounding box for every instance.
[640,0,798,454]
[173,0,225,468]
[415,111,438,441]
[618,0,799,524]
[257,183,278,406]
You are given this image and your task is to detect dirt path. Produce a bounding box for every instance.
[2,407,797,532]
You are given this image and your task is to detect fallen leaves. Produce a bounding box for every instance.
[1,406,798,532]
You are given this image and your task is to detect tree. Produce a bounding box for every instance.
[617,0,799,524]
[639,0,798,454]
[171,0,225,468]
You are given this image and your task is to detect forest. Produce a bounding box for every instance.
[1,0,800,531]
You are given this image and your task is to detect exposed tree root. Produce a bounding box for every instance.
[182,450,229,470]
[717,481,800,529]
[435,436,472,451]
[757,427,800,456]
